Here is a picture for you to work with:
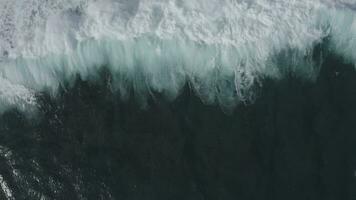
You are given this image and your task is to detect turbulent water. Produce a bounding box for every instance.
[0,0,356,199]
[0,0,356,112]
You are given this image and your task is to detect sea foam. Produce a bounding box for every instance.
[0,0,355,112]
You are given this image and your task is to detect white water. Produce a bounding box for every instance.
[0,0,355,112]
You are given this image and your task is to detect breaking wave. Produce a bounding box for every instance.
[0,0,356,113]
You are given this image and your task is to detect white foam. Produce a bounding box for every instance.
[0,75,36,113]
[0,0,355,112]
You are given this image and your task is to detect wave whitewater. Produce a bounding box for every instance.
[0,0,356,113]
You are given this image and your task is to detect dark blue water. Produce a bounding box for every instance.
[1,49,356,199]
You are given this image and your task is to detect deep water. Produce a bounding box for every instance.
[1,53,356,200]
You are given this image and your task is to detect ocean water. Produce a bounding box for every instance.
[0,0,356,199]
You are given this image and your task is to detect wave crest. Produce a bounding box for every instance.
[0,0,355,112]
